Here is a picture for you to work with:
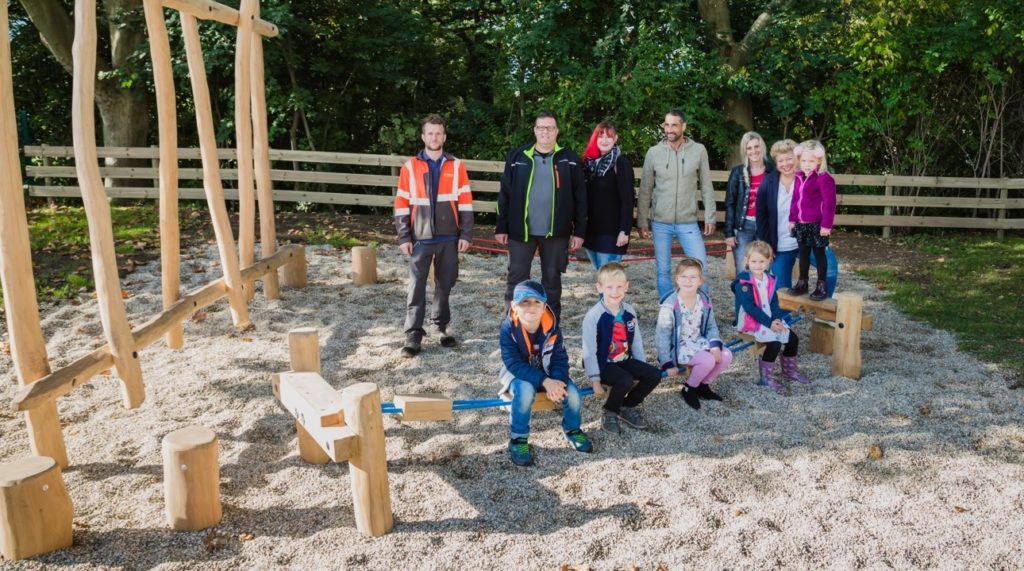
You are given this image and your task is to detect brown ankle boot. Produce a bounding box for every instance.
[809,279,828,301]
[790,279,809,295]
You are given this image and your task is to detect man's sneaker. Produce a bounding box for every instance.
[564,429,593,453]
[439,331,457,348]
[602,412,621,434]
[508,437,533,466]
[696,383,724,401]
[680,385,702,410]
[400,339,422,358]
[617,406,650,430]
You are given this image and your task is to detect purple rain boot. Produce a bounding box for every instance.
[781,355,812,385]
[757,359,787,394]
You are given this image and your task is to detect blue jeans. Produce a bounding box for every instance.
[771,247,839,297]
[731,218,757,272]
[651,221,708,299]
[509,378,582,439]
[584,248,623,271]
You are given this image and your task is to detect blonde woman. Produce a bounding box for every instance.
[724,131,774,272]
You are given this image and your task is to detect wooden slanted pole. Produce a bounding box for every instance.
[250,0,280,299]
[72,0,145,408]
[143,0,183,350]
[0,0,69,467]
[234,0,257,300]
[12,244,305,413]
[180,13,253,330]
[342,382,393,537]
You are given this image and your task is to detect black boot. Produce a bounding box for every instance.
[680,385,701,410]
[809,279,828,301]
[696,383,723,401]
[790,278,809,295]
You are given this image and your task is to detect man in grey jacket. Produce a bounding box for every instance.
[637,110,716,299]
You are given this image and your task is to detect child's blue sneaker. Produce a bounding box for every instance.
[564,429,593,453]
[508,437,533,466]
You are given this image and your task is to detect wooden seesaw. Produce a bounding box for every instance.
[768,291,872,380]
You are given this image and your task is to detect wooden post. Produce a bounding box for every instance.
[162,426,221,531]
[342,382,393,537]
[144,0,184,350]
[808,320,835,355]
[832,293,863,380]
[882,185,892,239]
[997,183,1008,240]
[351,246,377,285]
[288,327,330,464]
[234,0,257,301]
[180,14,253,330]
[0,1,68,467]
[72,0,146,408]
[725,245,736,279]
[42,156,54,206]
[281,244,308,288]
[0,456,73,560]
[250,4,280,300]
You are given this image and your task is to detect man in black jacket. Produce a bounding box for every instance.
[495,112,587,319]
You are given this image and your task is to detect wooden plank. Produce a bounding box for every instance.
[181,13,252,330]
[831,214,1024,229]
[162,0,277,37]
[0,1,68,467]
[394,394,453,422]
[144,0,184,350]
[73,0,145,409]
[278,372,345,428]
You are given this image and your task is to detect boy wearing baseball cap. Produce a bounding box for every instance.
[498,280,593,466]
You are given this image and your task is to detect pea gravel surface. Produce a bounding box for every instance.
[2,243,1022,570]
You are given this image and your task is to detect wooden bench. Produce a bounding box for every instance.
[775,291,868,379]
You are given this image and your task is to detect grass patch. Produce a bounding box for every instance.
[857,233,1024,379]
[306,227,364,249]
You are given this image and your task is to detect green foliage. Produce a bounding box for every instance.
[858,234,1024,377]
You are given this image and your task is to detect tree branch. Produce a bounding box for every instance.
[19,0,111,75]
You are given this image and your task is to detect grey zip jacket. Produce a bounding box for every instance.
[637,138,715,228]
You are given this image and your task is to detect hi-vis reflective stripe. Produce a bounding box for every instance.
[458,204,473,211]
[405,159,418,197]
[395,207,410,216]
[409,197,430,205]
[436,193,455,201]
[396,189,410,199]
[451,159,461,197]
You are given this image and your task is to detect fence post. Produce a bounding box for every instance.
[151,145,160,193]
[997,181,1008,239]
[42,155,54,206]
[882,185,892,239]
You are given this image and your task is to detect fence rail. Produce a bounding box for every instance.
[22,145,1024,232]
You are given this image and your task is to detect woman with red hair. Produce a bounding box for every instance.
[582,121,634,270]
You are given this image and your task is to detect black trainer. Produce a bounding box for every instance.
[602,412,621,434]
[617,406,649,430]
[680,385,701,410]
[401,334,423,358]
[439,332,457,348]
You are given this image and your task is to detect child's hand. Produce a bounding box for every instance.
[665,367,679,377]
[543,378,568,403]
[615,232,629,247]
[770,319,785,333]
[788,223,795,234]
[710,347,722,363]
[820,227,832,237]
[590,379,606,397]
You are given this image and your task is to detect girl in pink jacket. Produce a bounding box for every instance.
[788,139,836,301]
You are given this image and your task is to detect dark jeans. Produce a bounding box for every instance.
[600,358,662,413]
[762,331,799,362]
[404,240,458,339]
[505,236,569,318]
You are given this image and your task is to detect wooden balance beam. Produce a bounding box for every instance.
[774,291,867,379]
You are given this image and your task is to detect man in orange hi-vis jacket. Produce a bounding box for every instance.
[394,114,474,357]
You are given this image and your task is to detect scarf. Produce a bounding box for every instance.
[586,146,620,178]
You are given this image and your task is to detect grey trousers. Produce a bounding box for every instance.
[404,240,458,339]
[504,236,569,319]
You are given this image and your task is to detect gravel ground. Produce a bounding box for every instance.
[2,244,1023,570]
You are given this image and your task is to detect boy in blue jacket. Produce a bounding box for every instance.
[498,280,593,466]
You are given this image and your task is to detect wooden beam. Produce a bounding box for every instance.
[163,0,278,37]
[181,13,252,331]
[234,0,257,300]
[278,372,345,428]
[394,394,453,422]
[833,293,864,380]
[12,245,304,412]
[250,8,279,299]
[73,0,145,408]
[143,0,184,350]
[342,383,393,537]
[0,0,68,467]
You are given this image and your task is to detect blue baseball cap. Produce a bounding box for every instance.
[512,280,547,305]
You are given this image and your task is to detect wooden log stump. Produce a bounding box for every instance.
[288,328,329,464]
[162,426,221,531]
[832,293,863,380]
[808,320,835,356]
[0,456,73,560]
[351,246,377,285]
[342,383,393,537]
[281,245,308,289]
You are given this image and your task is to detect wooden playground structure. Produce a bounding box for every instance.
[0,0,313,560]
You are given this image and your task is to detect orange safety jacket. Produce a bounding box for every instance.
[394,151,474,244]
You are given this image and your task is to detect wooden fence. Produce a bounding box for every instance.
[23,145,1024,236]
